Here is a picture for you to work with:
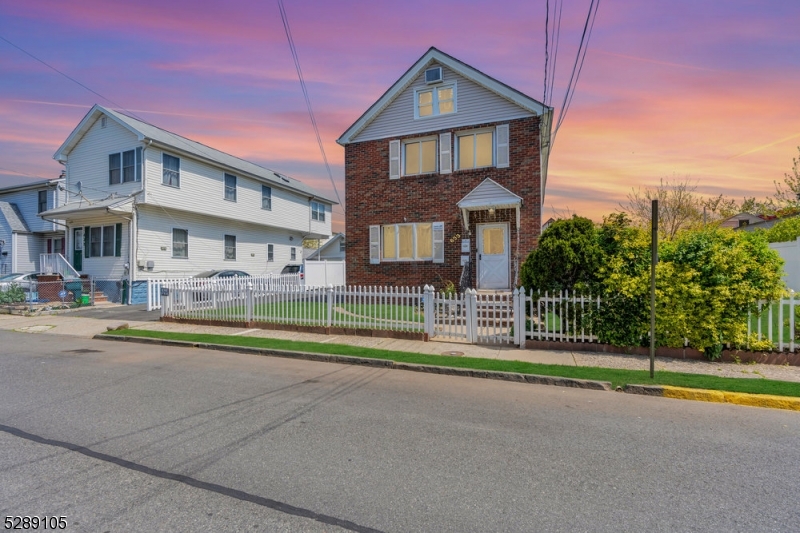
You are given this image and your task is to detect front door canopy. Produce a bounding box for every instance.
[457,178,522,230]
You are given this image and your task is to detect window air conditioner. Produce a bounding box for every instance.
[425,67,443,84]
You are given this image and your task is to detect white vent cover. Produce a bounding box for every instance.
[425,67,443,84]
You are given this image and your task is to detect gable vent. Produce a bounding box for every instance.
[101,116,107,128]
[425,67,443,84]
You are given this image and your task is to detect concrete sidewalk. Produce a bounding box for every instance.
[2,306,800,385]
[0,309,575,366]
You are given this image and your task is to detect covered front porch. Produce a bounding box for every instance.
[457,178,523,291]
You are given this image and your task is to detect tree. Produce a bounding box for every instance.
[772,146,800,214]
[520,216,601,294]
[622,177,703,240]
[762,216,800,243]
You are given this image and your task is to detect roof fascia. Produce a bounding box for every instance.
[53,105,145,162]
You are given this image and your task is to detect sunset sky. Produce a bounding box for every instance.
[1,0,799,232]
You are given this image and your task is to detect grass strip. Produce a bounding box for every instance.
[104,329,800,398]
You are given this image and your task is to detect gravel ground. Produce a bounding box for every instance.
[571,351,800,383]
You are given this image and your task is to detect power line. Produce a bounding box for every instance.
[551,0,600,148]
[277,0,343,208]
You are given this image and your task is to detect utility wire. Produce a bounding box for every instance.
[551,0,600,147]
[277,0,343,207]
[0,33,326,205]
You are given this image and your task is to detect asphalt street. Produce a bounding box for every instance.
[1,330,799,532]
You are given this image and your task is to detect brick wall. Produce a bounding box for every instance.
[344,116,542,290]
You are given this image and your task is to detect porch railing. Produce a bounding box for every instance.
[39,253,80,279]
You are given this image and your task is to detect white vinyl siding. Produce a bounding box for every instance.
[0,187,61,234]
[142,148,331,237]
[64,115,143,201]
[68,215,129,279]
[135,206,303,277]
[354,65,534,143]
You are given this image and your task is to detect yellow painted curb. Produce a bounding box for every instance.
[662,386,800,411]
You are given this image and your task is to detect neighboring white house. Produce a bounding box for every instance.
[40,104,335,304]
[306,233,345,261]
[0,178,66,275]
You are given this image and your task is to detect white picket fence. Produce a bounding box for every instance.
[147,274,301,311]
[161,283,425,332]
[157,281,800,350]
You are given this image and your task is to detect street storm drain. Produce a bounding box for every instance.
[442,351,464,356]
[63,349,104,354]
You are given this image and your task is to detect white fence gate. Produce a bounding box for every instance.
[428,288,518,345]
[304,260,346,287]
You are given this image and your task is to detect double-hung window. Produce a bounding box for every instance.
[267,244,274,262]
[290,247,296,261]
[85,225,120,258]
[403,138,437,175]
[415,84,456,118]
[109,148,143,184]
[224,173,237,202]
[162,153,180,187]
[457,130,494,170]
[311,201,325,222]
[38,190,47,213]
[262,185,272,210]
[172,229,188,258]
[224,235,236,260]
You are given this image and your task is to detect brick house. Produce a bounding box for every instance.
[337,47,552,290]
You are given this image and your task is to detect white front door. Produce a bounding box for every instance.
[477,223,509,289]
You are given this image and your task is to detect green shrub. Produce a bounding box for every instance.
[0,283,26,304]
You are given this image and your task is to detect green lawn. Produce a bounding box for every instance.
[103,329,800,398]
[172,301,423,329]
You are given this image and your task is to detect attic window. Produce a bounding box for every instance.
[101,117,107,128]
[415,84,456,119]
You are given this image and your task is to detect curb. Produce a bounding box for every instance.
[95,334,611,392]
[625,384,800,411]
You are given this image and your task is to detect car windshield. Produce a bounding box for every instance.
[282,265,301,274]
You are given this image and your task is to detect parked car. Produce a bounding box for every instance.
[0,272,39,292]
[193,270,251,279]
[280,264,304,281]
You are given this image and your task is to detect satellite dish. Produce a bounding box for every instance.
[75,181,82,192]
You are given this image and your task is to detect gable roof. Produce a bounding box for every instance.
[457,178,522,210]
[306,232,345,259]
[337,47,550,145]
[54,105,337,205]
[0,178,61,195]
[0,202,31,233]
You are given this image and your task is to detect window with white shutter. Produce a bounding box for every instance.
[432,222,445,263]
[369,225,381,264]
[389,140,400,179]
[496,124,509,168]
[439,133,452,174]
